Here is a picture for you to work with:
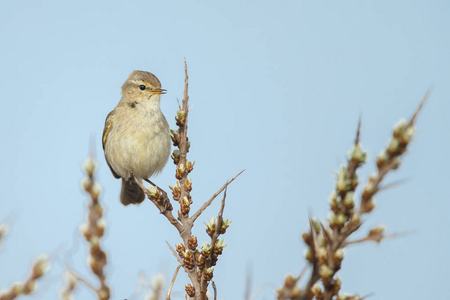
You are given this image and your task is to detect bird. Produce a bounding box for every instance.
[102,70,171,205]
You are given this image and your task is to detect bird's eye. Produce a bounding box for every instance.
[139,85,146,91]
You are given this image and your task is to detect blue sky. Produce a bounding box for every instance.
[0,1,449,299]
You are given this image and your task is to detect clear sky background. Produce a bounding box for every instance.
[1,1,449,299]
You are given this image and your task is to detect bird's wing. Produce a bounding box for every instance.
[102,111,121,179]
[102,111,114,150]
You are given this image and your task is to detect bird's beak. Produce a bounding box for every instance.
[152,88,167,94]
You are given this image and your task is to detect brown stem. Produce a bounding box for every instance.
[134,179,183,233]
[191,170,245,223]
[200,186,228,297]
[166,264,182,300]
[179,59,190,225]
[211,280,217,300]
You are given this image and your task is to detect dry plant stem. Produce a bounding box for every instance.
[166,241,185,266]
[137,61,240,299]
[302,220,322,300]
[211,280,217,300]
[322,93,427,300]
[166,265,183,300]
[145,178,167,194]
[178,59,190,228]
[200,187,228,298]
[317,119,369,300]
[358,91,429,213]
[173,60,204,298]
[69,270,98,292]
[134,179,183,232]
[345,231,413,246]
[191,170,245,223]
[0,255,50,300]
[79,155,110,300]
[319,132,369,300]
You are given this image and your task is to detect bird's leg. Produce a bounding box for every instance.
[127,171,135,184]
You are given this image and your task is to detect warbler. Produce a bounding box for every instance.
[102,70,171,205]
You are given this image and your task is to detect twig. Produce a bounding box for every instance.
[159,61,242,300]
[211,280,217,300]
[80,155,110,300]
[69,270,98,293]
[200,186,229,298]
[135,179,183,233]
[166,241,185,266]
[144,178,168,194]
[191,170,245,223]
[378,178,409,192]
[166,265,182,300]
[345,230,414,246]
[0,255,50,300]
[408,88,431,127]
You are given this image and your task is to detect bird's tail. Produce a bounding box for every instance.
[120,178,145,205]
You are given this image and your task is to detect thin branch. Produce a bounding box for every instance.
[408,88,431,127]
[212,280,217,300]
[344,231,414,246]
[297,265,309,281]
[200,186,229,297]
[144,178,168,195]
[176,58,191,229]
[135,179,183,233]
[355,116,362,145]
[378,178,409,192]
[211,185,227,251]
[166,265,182,300]
[165,241,185,266]
[191,170,245,223]
[346,118,364,179]
[320,223,332,246]
[69,270,98,293]
[183,58,189,110]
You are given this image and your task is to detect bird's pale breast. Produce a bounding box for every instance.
[105,104,171,180]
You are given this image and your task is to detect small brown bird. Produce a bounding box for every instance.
[102,71,171,205]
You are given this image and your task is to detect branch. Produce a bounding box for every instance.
[211,280,217,300]
[200,187,228,298]
[0,255,51,300]
[166,264,182,300]
[344,230,413,246]
[135,179,183,233]
[80,155,110,300]
[165,241,185,266]
[191,169,245,223]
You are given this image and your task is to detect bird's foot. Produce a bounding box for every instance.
[127,171,136,184]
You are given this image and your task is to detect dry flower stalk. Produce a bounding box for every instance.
[134,60,243,300]
[72,155,111,300]
[276,91,430,300]
[0,255,50,300]
[60,271,77,300]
